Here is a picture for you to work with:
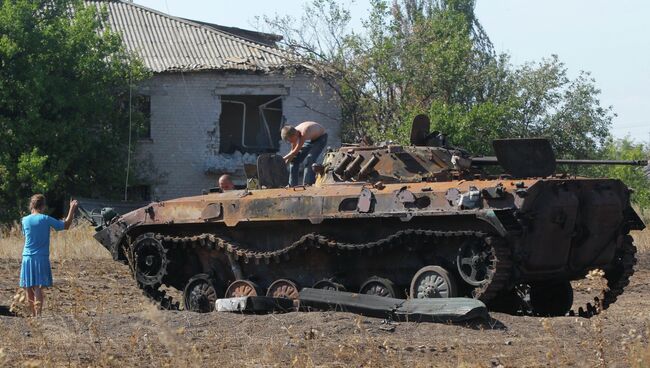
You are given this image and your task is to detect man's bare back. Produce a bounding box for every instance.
[295,121,325,141]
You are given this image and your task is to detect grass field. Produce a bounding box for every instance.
[0,225,109,260]
[0,223,649,367]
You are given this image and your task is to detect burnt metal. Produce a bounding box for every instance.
[333,154,353,175]
[311,163,325,176]
[456,238,497,286]
[183,273,219,313]
[299,288,488,322]
[90,115,646,318]
[395,187,416,204]
[343,154,365,178]
[358,154,379,179]
[225,280,260,298]
[266,279,300,300]
[482,184,506,199]
[312,279,346,291]
[132,233,168,287]
[410,114,430,146]
[356,188,374,213]
[200,203,221,221]
[359,276,398,298]
[492,138,557,178]
[472,156,648,168]
[257,153,287,188]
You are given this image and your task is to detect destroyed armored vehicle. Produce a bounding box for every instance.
[89,115,647,316]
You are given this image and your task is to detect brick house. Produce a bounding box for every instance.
[89,1,341,200]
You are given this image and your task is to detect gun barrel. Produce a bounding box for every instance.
[471,157,648,166]
[556,159,648,166]
[470,157,499,165]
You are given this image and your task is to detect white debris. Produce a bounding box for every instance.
[204,151,258,175]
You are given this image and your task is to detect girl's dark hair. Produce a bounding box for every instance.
[29,194,46,212]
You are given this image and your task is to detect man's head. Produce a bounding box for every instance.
[281,125,299,143]
[218,174,235,191]
[29,194,46,213]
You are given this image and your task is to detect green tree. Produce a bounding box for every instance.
[266,0,648,209]
[588,138,650,210]
[264,0,614,158]
[0,0,147,220]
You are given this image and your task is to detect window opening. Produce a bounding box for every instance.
[134,95,151,140]
[219,95,282,154]
[126,185,151,201]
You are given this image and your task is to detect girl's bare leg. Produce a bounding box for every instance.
[25,288,35,317]
[33,286,44,317]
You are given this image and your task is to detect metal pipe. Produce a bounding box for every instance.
[343,155,365,178]
[555,159,648,166]
[357,154,379,179]
[471,157,648,166]
[334,154,354,175]
[226,253,244,280]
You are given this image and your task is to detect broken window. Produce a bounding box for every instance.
[219,95,283,154]
[134,95,151,140]
[126,185,151,201]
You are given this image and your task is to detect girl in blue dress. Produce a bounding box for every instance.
[20,194,78,317]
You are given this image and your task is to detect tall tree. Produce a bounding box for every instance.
[588,138,650,210]
[0,0,147,220]
[263,0,614,159]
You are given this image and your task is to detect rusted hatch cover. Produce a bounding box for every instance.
[201,203,222,221]
[395,187,416,204]
[445,188,460,205]
[357,188,374,213]
[410,114,430,146]
[257,154,288,188]
[492,138,556,177]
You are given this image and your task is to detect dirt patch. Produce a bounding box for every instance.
[1,250,649,367]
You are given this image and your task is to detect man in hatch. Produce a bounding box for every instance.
[281,121,328,186]
[218,174,235,191]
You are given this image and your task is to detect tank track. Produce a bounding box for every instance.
[133,229,512,310]
[141,284,180,310]
[569,234,637,318]
[473,237,513,302]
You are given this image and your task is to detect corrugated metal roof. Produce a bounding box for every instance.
[86,0,289,73]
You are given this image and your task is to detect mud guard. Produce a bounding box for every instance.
[298,288,488,322]
[624,206,646,231]
[475,209,511,237]
[94,220,133,261]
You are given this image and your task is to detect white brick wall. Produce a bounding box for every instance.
[135,71,341,200]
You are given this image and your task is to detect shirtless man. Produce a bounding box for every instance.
[218,174,235,191]
[281,121,328,186]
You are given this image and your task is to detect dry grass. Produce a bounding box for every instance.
[634,228,650,253]
[0,224,109,260]
[1,221,650,366]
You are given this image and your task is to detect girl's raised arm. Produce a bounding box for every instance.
[63,199,79,230]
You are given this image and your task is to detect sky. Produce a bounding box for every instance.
[132,0,650,142]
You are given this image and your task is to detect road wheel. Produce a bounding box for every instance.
[410,265,458,299]
[313,279,346,292]
[359,276,397,298]
[225,280,261,298]
[183,274,220,313]
[266,279,300,300]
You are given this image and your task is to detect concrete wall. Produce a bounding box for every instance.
[134,71,341,200]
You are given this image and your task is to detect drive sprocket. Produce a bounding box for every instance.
[132,233,169,287]
[569,234,637,317]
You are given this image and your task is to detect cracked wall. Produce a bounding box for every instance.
[135,71,341,200]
